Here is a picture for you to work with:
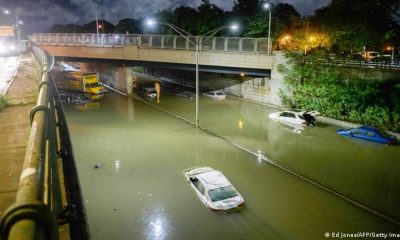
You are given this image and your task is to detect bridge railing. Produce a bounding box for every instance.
[0,45,89,240]
[30,33,271,53]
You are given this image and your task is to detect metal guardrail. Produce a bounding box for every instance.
[30,33,272,53]
[0,46,89,240]
[304,57,400,70]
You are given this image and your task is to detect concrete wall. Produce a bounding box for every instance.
[223,52,288,106]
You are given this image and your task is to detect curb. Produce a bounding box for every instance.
[4,56,21,96]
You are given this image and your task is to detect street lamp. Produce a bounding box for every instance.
[387,46,394,61]
[3,9,10,15]
[146,19,237,127]
[263,2,272,54]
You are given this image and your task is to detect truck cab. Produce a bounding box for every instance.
[71,72,107,95]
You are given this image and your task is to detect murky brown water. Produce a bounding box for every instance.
[64,89,400,240]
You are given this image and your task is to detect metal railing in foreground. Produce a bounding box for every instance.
[0,46,89,240]
[30,33,272,53]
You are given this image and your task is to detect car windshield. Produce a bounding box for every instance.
[216,92,224,95]
[90,82,101,88]
[208,185,238,202]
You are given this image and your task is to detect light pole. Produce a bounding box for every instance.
[387,46,394,61]
[263,2,272,54]
[146,20,237,127]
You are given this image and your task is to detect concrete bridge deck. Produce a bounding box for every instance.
[30,34,275,75]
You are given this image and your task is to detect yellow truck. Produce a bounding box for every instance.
[57,71,107,95]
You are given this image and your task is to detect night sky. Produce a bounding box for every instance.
[0,0,330,34]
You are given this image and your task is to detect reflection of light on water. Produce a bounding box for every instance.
[150,218,163,238]
[145,205,170,240]
[257,150,263,162]
[115,159,120,172]
[238,120,244,129]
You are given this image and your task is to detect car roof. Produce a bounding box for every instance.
[283,110,302,114]
[358,125,380,133]
[197,171,231,190]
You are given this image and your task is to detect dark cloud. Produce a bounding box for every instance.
[0,0,330,34]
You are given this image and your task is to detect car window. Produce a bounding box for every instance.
[286,113,296,118]
[208,186,238,202]
[190,177,205,194]
[216,92,223,95]
[365,131,376,137]
[350,129,362,135]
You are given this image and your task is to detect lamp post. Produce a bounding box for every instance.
[387,46,394,61]
[263,2,272,54]
[146,20,237,127]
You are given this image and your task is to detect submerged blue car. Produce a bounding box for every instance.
[337,125,397,145]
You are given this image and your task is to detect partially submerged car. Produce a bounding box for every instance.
[268,110,318,127]
[143,87,157,98]
[337,125,397,145]
[175,91,195,100]
[203,90,226,100]
[184,167,244,211]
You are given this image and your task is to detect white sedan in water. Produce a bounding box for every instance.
[184,167,244,211]
[269,110,310,127]
[203,90,226,100]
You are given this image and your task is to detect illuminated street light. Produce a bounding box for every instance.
[263,2,272,54]
[146,19,237,127]
[387,46,394,61]
[4,9,10,15]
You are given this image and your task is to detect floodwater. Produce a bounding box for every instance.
[64,87,400,239]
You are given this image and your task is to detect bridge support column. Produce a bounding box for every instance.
[112,67,133,95]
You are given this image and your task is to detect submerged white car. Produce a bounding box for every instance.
[143,87,157,98]
[184,167,244,211]
[268,110,319,127]
[203,91,226,100]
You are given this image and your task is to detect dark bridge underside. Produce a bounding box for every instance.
[55,57,271,77]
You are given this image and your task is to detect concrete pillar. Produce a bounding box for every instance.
[112,67,133,95]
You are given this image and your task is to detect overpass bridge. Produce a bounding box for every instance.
[30,33,275,76]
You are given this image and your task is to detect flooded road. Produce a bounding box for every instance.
[64,89,400,239]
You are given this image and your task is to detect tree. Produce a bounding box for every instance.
[246,3,300,43]
[114,19,141,34]
[278,52,400,131]
[315,0,400,52]
[197,0,225,35]
[233,0,260,18]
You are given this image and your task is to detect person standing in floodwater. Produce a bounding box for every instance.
[154,82,161,103]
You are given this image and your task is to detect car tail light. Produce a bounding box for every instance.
[387,139,397,145]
